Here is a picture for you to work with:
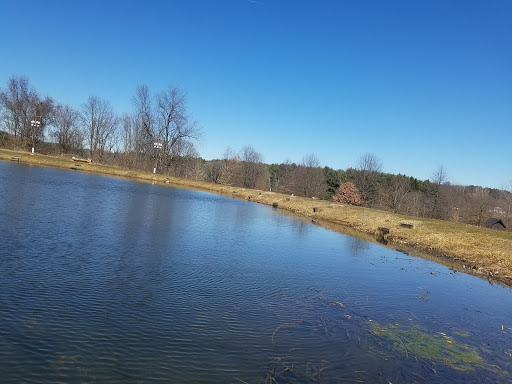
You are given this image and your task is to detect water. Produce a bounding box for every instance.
[1,161,511,383]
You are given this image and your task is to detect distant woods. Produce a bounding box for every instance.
[1,74,511,231]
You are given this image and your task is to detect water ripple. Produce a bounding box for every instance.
[1,162,511,383]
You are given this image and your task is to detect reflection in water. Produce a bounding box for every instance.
[1,161,512,383]
[347,236,371,256]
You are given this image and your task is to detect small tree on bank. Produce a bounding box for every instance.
[354,152,382,206]
[333,182,362,206]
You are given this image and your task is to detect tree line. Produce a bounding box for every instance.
[0,75,200,169]
[1,74,511,231]
[210,150,511,230]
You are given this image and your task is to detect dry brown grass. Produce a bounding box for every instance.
[2,148,512,286]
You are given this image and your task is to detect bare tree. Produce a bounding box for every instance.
[444,184,502,226]
[155,86,201,169]
[0,75,33,137]
[81,96,119,161]
[133,85,153,137]
[132,85,154,154]
[390,174,411,213]
[0,75,54,151]
[130,85,201,172]
[223,146,237,162]
[431,165,447,186]
[402,190,428,217]
[469,187,493,226]
[168,140,202,179]
[240,145,266,189]
[219,146,241,186]
[296,153,326,198]
[429,165,449,219]
[23,96,53,154]
[50,104,83,154]
[358,153,382,173]
[205,160,224,184]
[301,153,320,168]
[241,144,262,163]
[355,153,382,205]
[119,113,148,168]
[269,162,291,193]
[124,85,160,169]
[217,145,268,189]
[120,113,135,153]
[274,155,327,198]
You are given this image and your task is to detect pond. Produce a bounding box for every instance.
[0,160,511,383]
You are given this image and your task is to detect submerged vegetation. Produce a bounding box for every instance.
[369,322,484,371]
[261,291,508,383]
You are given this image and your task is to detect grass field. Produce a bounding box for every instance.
[2,148,512,286]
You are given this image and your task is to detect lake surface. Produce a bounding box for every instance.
[1,161,511,383]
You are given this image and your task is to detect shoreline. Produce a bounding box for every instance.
[2,148,512,287]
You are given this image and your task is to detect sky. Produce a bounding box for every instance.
[1,0,511,189]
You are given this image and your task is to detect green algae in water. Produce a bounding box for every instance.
[370,323,483,371]
[454,329,471,337]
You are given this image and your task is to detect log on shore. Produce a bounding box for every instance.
[72,156,92,163]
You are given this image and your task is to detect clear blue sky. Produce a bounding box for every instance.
[1,0,511,189]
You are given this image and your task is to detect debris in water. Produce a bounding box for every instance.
[417,287,430,301]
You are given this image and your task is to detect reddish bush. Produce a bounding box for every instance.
[333,182,362,206]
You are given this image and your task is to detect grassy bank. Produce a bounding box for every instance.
[2,148,512,286]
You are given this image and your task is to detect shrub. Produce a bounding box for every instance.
[333,182,362,206]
